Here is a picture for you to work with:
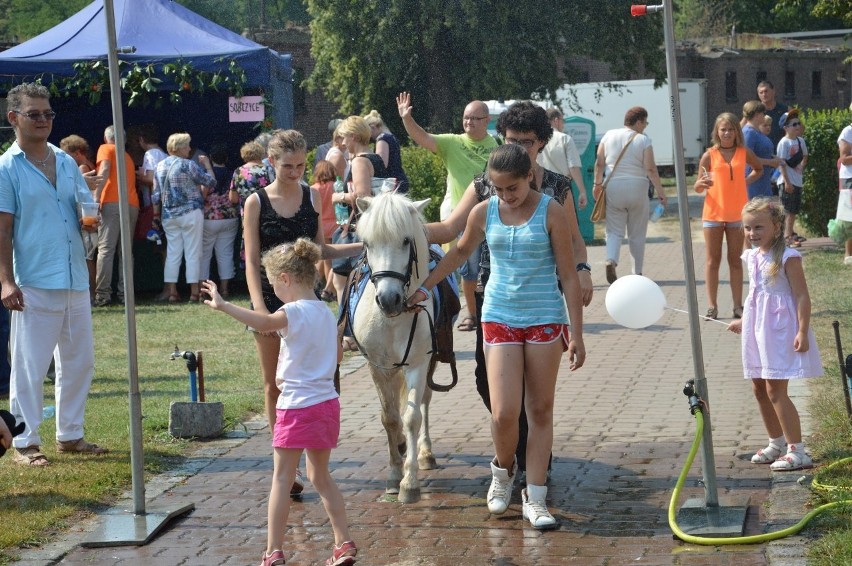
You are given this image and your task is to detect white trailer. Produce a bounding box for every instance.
[554,78,708,172]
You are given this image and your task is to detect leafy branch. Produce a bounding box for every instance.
[41,57,248,108]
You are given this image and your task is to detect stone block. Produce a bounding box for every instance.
[168,401,224,439]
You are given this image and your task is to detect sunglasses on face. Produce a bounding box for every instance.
[786,121,801,128]
[13,110,57,121]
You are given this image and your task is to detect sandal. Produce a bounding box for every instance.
[792,233,807,243]
[56,438,108,454]
[188,294,200,302]
[785,236,800,248]
[733,306,744,319]
[320,290,336,302]
[457,315,477,332]
[156,293,181,303]
[342,337,359,352]
[259,549,286,566]
[705,307,718,320]
[769,448,813,471]
[751,443,785,464]
[13,445,50,467]
[326,541,357,566]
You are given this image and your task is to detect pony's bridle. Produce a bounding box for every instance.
[359,233,428,369]
[367,236,419,294]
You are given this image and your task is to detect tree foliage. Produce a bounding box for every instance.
[674,0,847,36]
[1,0,89,41]
[775,0,852,26]
[305,0,665,134]
[0,0,311,42]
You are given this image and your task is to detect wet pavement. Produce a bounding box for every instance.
[17,212,824,566]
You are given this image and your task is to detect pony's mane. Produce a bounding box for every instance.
[358,193,423,244]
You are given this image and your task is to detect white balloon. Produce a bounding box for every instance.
[605,274,667,329]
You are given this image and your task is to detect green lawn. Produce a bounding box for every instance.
[0,294,337,562]
[800,249,852,565]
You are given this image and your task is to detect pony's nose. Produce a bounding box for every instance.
[375,290,404,315]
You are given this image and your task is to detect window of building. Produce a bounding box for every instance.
[784,70,795,99]
[725,71,737,102]
[811,70,822,99]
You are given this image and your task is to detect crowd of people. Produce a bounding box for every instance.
[0,77,848,565]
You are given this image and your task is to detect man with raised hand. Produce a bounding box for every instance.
[397,92,497,332]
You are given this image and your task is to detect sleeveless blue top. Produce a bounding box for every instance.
[481,194,568,327]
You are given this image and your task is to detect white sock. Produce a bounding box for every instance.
[769,435,786,449]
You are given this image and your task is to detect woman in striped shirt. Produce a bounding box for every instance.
[408,143,585,530]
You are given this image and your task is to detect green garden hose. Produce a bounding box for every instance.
[669,409,852,545]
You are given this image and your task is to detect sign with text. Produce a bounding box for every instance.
[228,96,264,122]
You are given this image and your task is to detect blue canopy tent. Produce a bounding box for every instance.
[0,0,293,146]
[0,0,293,292]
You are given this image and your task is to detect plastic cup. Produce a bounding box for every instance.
[79,202,99,227]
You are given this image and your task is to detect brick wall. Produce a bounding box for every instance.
[676,49,850,142]
[248,27,342,148]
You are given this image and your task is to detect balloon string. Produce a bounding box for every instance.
[666,306,730,326]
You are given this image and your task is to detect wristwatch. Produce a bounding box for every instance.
[576,262,592,273]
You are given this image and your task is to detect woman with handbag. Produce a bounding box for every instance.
[328,116,389,351]
[592,106,667,284]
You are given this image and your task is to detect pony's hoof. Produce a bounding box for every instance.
[399,486,421,503]
[418,455,438,470]
[386,480,400,494]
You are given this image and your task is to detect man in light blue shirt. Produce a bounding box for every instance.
[0,83,107,467]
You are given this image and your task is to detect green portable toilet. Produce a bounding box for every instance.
[563,116,595,243]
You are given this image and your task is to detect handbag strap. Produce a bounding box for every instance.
[601,132,639,191]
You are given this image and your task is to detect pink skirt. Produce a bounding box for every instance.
[273,397,340,449]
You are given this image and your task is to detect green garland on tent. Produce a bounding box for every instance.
[42,57,248,108]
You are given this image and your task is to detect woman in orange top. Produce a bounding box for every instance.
[311,160,338,302]
[694,113,762,320]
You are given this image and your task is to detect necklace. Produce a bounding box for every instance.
[719,144,735,150]
[26,151,52,168]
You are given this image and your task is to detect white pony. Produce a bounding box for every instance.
[350,192,437,503]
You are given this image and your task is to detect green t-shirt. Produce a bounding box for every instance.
[434,133,498,208]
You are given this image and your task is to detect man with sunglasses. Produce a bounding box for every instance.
[0,83,107,467]
[397,92,498,331]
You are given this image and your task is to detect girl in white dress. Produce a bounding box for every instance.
[728,197,823,472]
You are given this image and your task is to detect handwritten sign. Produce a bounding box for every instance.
[228,96,264,122]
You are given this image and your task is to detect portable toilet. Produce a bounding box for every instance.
[563,116,596,243]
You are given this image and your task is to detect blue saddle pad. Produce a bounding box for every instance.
[346,244,459,324]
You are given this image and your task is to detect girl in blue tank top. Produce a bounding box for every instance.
[407,144,585,530]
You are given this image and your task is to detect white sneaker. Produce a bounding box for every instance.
[522,484,557,530]
[845,256,852,266]
[487,458,516,514]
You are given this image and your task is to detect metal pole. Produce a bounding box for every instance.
[102,0,145,515]
[632,1,719,505]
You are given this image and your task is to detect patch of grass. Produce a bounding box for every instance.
[0,293,340,561]
[802,249,852,565]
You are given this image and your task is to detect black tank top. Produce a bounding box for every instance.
[256,185,318,311]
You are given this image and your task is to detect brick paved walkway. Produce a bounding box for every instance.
[39,210,819,566]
